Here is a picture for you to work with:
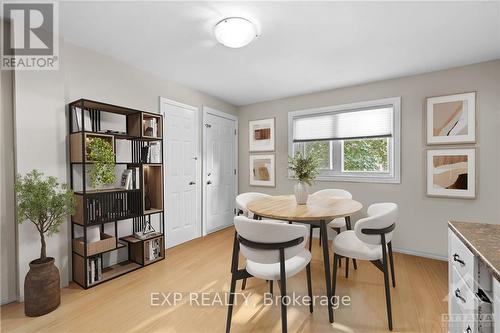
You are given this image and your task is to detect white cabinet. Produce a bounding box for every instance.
[448,229,495,333]
[494,279,499,333]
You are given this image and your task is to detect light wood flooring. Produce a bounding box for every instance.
[1,227,448,333]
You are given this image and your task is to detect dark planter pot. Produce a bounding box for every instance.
[24,257,60,317]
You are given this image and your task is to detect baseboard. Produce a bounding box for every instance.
[392,247,447,261]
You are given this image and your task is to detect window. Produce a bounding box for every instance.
[288,97,401,183]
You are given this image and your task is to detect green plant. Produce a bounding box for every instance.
[288,149,322,185]
[343,138,388,172]
[15,170,76,262]
[87,137,116,188]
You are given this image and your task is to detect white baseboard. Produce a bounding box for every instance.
[392,247,447,261]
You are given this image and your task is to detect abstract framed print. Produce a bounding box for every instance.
[249,118,275,152]
[426,92,476,144]
[426,148,476,199]
[249,154,275,187]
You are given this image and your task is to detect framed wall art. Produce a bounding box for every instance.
[249,118,275,152]
[249,154,275,187]
[426,148,475,199]
[426,92,476,144]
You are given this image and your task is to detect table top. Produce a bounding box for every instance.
[247,194,363,221]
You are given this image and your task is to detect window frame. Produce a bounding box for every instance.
[288,97,401,184]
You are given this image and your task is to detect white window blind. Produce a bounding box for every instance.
[293,106,393,142]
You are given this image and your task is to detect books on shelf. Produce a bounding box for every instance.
[72,107,93,132]
[140,142,161,164]
[88,257,102,284]
[120,167,140,190]
[147,238,161,261]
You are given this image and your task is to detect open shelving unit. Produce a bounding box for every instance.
[68,99,165,289]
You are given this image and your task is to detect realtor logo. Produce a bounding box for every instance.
[1,1,59,70]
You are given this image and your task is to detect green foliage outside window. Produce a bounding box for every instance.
[343,138,389,172]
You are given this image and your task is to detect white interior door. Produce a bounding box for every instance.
[203,107,237,235]
[161,98,201,248]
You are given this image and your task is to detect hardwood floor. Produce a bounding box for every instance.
[1,227,448,333]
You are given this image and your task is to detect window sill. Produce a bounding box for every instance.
[288,175,401,184]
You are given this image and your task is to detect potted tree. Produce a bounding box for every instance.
[288,150,321,205]
[15,170,75,316]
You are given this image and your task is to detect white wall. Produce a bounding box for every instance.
[12,41,237,299]
[238,60,500,259]
[0,52,18,304]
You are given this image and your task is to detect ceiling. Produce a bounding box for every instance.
[60,1,500,106]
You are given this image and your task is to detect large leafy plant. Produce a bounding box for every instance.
[87,137,116,188]
[15,170,76,262]
[288,149,322,186]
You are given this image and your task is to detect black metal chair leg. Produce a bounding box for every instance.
[225,273,237,333]
[309,226,313,252]
[332,254,338,296]
[269,280,273,294]
[318,228,322,247]
[381,241,393,331]
[241,278,247,290]
[344,217,358,271]
[388,242,396,287]
[306,263,313,313]
[279,249,288,333]
[345,257,349,278]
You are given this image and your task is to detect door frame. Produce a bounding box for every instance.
[202,106,238,236]
[160,97,202,248]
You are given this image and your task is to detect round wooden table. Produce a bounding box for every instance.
[247,194,363,323]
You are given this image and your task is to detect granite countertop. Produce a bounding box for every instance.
[449,221,500,281]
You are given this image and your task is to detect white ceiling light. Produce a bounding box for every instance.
[214,17,257,48]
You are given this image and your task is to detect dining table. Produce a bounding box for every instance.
[246,194,363,323]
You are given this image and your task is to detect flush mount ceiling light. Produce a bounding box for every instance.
[214,17,258,48]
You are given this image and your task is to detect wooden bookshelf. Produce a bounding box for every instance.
[68,99,165,289]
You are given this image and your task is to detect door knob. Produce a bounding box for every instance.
[189,181,196,185]
[207,180,212,185]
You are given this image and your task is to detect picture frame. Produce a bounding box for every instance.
[426,148,476,199]
[249,154,275,187]
[249,118,275,152]
[426,92,476,144]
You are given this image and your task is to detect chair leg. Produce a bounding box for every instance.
[306,263,313,313]
[318,228,322,247]
[279,249,288,333]
[332,253,338,296]
[225,273,237,333]
[241,278,247,290]
[269,280,273,295]
[382,242,393,331]
[345,257,349,278]
[388,242,396,288]
[309,226,313,252]
[344,217,358,271]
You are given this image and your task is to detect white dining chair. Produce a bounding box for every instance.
[310,189,356,274]
[235,192,286,290]
[226,216,313,333]
[236,192,271,218]
[332,203,398,331]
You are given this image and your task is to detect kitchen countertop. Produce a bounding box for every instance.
[449,221,500,281]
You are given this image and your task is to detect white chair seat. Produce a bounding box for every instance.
[246,250,312,280]
[328,217,346,229]
[333,230,382,261]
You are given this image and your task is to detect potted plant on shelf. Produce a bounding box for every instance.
[15,170,75,316]
[87,137,116,189]
[288,150,321,205]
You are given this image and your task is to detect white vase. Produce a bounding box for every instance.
[294,181,309,205]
